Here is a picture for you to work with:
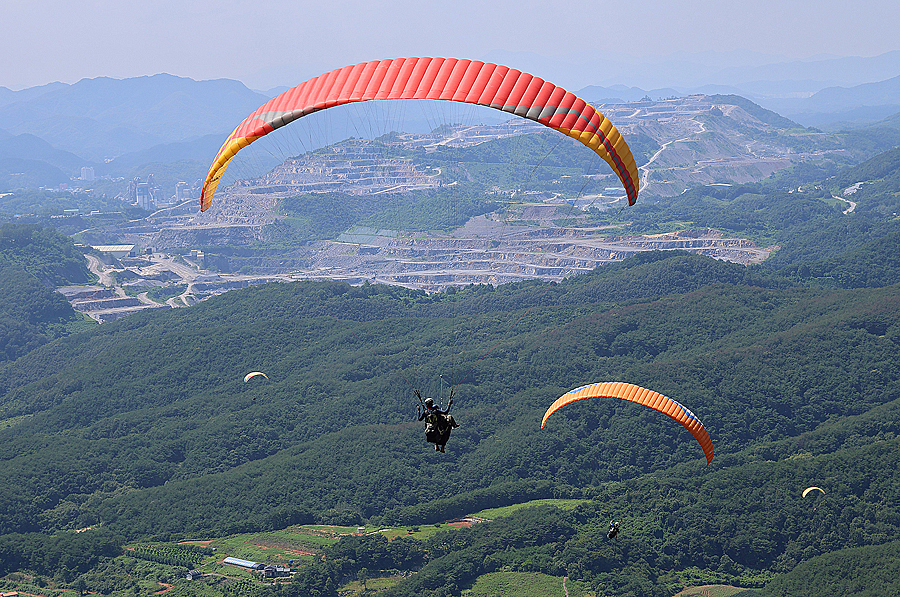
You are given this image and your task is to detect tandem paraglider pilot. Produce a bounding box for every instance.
[416,391,459,452]
[607,519,620,539]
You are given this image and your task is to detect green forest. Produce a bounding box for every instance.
[0,223,95,363]
[1,141,900,597]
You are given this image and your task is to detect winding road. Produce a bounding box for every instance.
[639,118,707,192]
[833,194,857,214]
[85,254,115,287]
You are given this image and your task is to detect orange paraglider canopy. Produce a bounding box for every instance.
[542,382,714,464]
[201,57,639,211]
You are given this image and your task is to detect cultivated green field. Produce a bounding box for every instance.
[171,525,354,569]
[339,574,407,595]
[469,498,591,519]
[465,571,593,597]
[672,585,748,597]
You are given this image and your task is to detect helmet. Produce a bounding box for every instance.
[424,398,435,407]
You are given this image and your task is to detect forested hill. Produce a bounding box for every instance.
[0,263,83,363]
[0,244,897,515]
[0,249,792,395]
[0,250,898,594]
[2,146,900,595]
[0,223,93,364]
[779,228,900,288]
[617,143,900,276]
[0,222,91,285]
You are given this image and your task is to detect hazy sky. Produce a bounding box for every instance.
[5,0,899,90]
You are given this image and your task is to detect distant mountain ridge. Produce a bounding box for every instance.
[577,76,900,130]
[757,74,900,127]
[0,130,96,171]
[0,73,269,162]
[484,49,900,100]
[0,81,67,107]
[1,69,898,197]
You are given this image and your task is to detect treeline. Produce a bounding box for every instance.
[757,541,900,597]
[622,182,843,247]
[0,263,78,362]
[0,222,92,285]
[779,229,900,288]
[831,145,900,188]
[0,528,123,581]
[382,479,561,526]
[0,223,95,364]
[129,543,213,567]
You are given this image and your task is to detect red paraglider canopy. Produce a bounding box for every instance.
[201,57,640,211]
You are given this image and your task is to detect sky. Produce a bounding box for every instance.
[4,0,900,91]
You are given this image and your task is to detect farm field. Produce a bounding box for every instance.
[173,526,352,569]
[467,571,593,597]
[338,574,408,595]
[469,498,591,519]
[672,585,749,597]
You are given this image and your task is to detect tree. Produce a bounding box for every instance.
[358,567,369,591]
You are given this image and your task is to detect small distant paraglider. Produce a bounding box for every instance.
[244,372,269,400]
[244,371,269,383]
[802,486,825,512]
[802,486,825,498]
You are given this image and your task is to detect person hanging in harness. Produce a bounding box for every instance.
[416,390,459,452]
[607,518,620,539]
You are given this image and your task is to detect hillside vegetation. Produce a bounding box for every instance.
[0,223,94,364]
[1,146,900,597]
[1,250,899,593]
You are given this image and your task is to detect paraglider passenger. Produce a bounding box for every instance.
[417,393,459,452]
[607,519,620,539]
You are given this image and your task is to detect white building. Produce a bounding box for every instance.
[175,181,191,201]
[92,245,135,259]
